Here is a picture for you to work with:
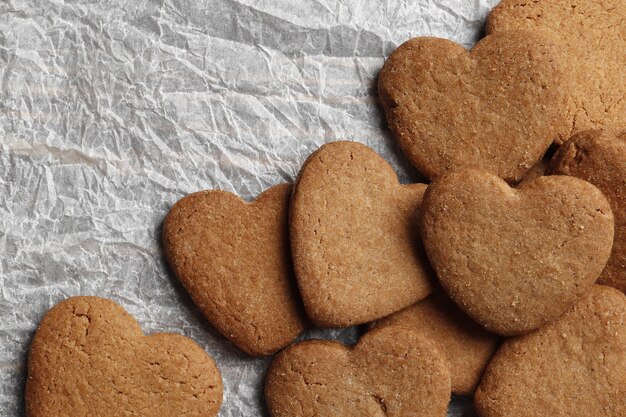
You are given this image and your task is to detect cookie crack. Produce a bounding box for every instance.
[372,394,388,417]
[71,305,93,339]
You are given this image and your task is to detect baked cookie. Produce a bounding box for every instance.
[371,291,499,395]
[488,0,626,139]
[163,183,306,356]
[378,31,568,182]
[290,141,434,327]
[475,285,626,417]
[25,296,223,417]
[265,325,451,417]
[550,128,626,293]
[421,169,614,335]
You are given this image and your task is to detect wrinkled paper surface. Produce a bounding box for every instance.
[1,0,499,415]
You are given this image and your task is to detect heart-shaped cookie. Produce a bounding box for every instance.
[550,128,626,293]
[371,291,500,396]
[421,169,614,335]
[378,31,568,182]
[475,285,626,417]
[25,296,223,417]
[265,325,451,417]
[163,184,306,356]
[488,0,626,139]
[290,141,435,327]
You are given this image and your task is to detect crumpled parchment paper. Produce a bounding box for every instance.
[1,0,500,415]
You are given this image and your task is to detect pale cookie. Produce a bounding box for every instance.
[163,184,306,356]
[488,0,626,139]
[290,141,435,327]
[25,296,223,417]
[371,291,499,395]
[378,31,568,182]
[550,128,626,293]
[475,285,626,417]
[421,169,614,335]
[265,325,451,417]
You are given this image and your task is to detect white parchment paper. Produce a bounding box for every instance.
[1,0,500,415]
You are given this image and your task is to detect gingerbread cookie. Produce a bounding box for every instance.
[290,141,434,327]
[25,296,223,417]
[488,0,626,138]
[371,291,499,395]
[163,183,306,356]
[378,31,568,182]
[265,325,451,417]
[421,169,614,335]
[475,285,626,417]
[550,128,626,293]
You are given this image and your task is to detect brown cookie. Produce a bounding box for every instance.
[475,285,626,417]
[378,31,568,182]
[550,128,626,293]
[488,0,626,139]
[421,169,614,335]
[371,291,499,396]
[25,296,223,417]
[290,141,434,327]
[162,183,306,356]
[265,325,451,417]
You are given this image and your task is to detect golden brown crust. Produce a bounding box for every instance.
[162,184,306,356]
[290,141,435,327]
[265,325,451,417]
[378,31,568,182]
[25,296,223,417]
[550,128,626,293]
[488,0,626,140]
[421,169,614,335]
[371,292,500,395]
[475,285,626,417]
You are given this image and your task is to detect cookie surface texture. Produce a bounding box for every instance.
[163,183,306,356]
[290,141,434,327]
[265,325,451,417]
[488,0,626,138]
[378,31,568,182]
[25,296,223,417]
[421,169,614,335]
[550,128,626,293]
[475,285,626,417]
[372,292,499,395]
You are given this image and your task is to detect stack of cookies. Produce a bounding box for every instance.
[24,1,625,416]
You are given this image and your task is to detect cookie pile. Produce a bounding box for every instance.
[24,1,625,416]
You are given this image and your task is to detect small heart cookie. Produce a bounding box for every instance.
[371,291,499,396]
[421,169,614,335]
[25,296,223,417]
[475,285,626,417]
[488,0,626,138]
[163,184,306,356]
[290,141,435,327]
[265,325,451,417]
[550,128,626,293]
[378,31,568,182]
